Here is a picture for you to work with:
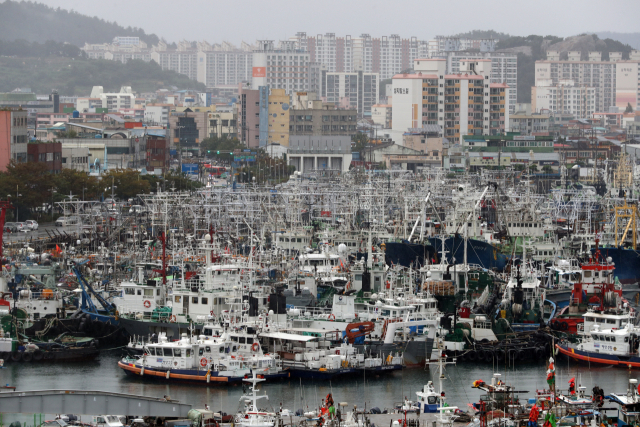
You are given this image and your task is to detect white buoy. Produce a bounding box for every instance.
[166,370,170,379]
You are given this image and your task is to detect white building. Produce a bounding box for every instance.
[320,70,379,115]
[89,86,135,112]
[196,41,254,87]
[532,79,597,118]
[391,58,510,143]
[287,136,352,173]
[252,40,316,95]
[371,104,392,128]
[533,50,640,113]
[144,105,172,126]
[150,41,198,81]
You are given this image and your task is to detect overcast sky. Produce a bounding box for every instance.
[36,0,640,45]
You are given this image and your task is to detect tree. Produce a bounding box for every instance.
[55,130,77,138]
[542,165,554,174]
[53,169,100,200]
[626,103,634,113]
[351,132,369,160]
[528,164,538,173]
[200,136,244,159]
[102,169,150,200]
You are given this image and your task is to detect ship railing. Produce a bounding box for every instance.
[290,306,333,318]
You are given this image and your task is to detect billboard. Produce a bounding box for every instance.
[252,67,266,77]
[234,154,256,162]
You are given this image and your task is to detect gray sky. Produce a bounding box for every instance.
[36,0,640,45]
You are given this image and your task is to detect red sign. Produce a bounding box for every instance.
[320,211,332,217]
[252,67,266,77]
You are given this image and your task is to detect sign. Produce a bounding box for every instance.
[252,67,266,77]
[181,163,199,176]
[513,136,535,141]
[320,211,332,217]
[393,88,409,95]
[234,155,256,162]
[244,149,251,152]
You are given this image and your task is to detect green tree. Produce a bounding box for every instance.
[200,136,245,159]
[351,132,369,160]
[529,164,538,173]
[102,169,150,200]
[53,169,101,200]
[542,165,553,174]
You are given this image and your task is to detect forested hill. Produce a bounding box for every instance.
[0,0,159,46]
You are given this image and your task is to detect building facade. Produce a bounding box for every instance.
[238,87,261,148]
[392,58,510,143]
[435,51,517,111]
[371,104,392,128]
[532,80,597,118]
[27,142,62,173]
[0,109,28,170]
[321,70,379,115]
[196,46,253,87]
[289,102,357,137]
[252,41,315,96]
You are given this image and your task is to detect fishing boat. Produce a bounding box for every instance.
[118,332,288,383]
[555,308,640,367]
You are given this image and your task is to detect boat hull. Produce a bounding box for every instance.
[118,361,289,383]
[286,364,402,380]
[556,343,640,368]
[355,338,434,367]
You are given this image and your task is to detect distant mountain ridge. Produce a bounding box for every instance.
[0,0,159,46]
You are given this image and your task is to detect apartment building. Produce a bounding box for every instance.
[151,41,198,81]
[0,109,28,169]
[532,79,597,118]
[430,36,497,55]
[251,41,317,96]
[392,58,510,143]
[144,104,172,126]
[289,33,420,78]
[82,39,151,63]
[435,51,517,111]
[196,41,254,87]
[534,50,638,113]
[320,70,379,115]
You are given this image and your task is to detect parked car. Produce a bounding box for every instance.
[25,220,38,230]
[55,216,79,227]
[15,222,28,232]
[3,222,17,233]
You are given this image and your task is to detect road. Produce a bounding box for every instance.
[3,222,82,244]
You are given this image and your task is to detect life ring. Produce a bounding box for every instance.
[170,315,177,323]
[328,314,335,321]
[200,357,208,367]
[252,342,260,352]
[560,321,569,331]
[143,300,151,308]
[210,311,215,318]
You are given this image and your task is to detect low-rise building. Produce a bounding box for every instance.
[287,135,351,173]
[509,113,550,136]
[27,142,62,173]
[289,101,357,137]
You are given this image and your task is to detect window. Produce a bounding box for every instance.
[144,289,154,296]
[148,347,156,356]
[201,297,208,304]
[163,348,172,356]
[175,296,181,303]
[125,288,135,295]
[192,297,198,304]
[173,348,182,357]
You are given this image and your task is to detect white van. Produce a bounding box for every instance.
[55,216,79,226]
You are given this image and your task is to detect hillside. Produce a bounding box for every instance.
[596,32,640,50]
[0,0,159,46]
[494,34,635,103]
[0,57,205,95]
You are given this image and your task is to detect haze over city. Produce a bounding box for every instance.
[32,0,640,44]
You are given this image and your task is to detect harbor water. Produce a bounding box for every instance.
[2,350,640,416]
